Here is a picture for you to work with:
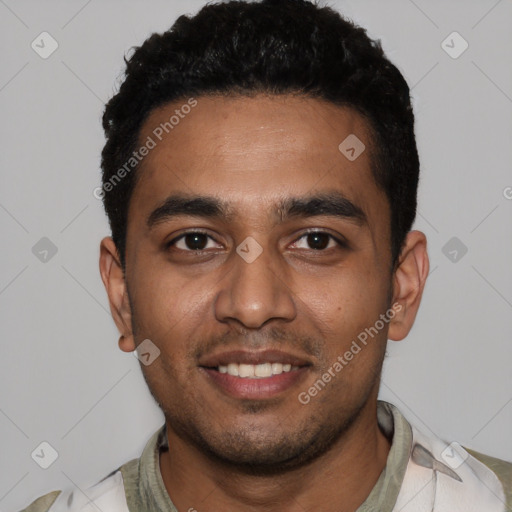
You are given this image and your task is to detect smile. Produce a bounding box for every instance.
[217,362,300,378]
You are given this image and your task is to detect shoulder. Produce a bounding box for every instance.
[19,490,61,512]
[388,401,512,511]
[18,469,130,512]
[17,425,164,512]
[465,447,512,505]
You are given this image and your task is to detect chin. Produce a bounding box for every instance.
[188,420,348,476]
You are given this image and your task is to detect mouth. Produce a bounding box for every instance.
[216,362,300,378]
[198,350,312,399]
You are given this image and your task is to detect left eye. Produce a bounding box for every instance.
[292,232,340,250]
[169,232,221,251]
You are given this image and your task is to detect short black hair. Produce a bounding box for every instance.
[101,0,419,269]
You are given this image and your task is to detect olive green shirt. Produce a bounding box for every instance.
[20,401,512,511]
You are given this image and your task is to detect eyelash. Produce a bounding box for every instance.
[166,229,347,252]
[166,230,217,251]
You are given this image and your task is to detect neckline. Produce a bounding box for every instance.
[133,400,412,512]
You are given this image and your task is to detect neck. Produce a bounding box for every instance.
[159,399,391,512]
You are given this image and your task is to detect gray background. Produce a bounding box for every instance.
[1,0,511,510]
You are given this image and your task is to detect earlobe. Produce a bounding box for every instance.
[99,237,136,352]
[388,230,429,342]
[118,334,134,353]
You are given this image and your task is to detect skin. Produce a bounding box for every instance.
[100,94,429,512]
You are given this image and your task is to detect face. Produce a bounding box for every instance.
[101,94,422,472]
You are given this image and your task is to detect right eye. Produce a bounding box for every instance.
[166,231,223,252]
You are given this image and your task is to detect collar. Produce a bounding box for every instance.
[121,400,412,512]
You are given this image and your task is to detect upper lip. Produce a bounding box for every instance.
[198,349,312,368]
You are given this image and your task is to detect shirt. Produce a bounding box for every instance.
[19,400,512,511]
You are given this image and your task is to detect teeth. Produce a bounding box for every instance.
[255,363,272,377]
[217,362,299,378]
[238,364,255,378]
[271,363,283,375]
[227,363,239,376]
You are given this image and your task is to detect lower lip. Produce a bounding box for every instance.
[201,367,309,400]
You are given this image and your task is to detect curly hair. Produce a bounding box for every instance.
[101,0,419,269]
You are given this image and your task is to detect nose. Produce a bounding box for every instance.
[214,241,297,329]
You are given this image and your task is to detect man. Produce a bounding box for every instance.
[20,0,511,510]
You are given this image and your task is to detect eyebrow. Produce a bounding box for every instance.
[279,192,367,225]
[146,192,367,229]
[147,195,234,228]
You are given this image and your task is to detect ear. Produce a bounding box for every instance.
[99,237,135,352]
[387,230,429,341]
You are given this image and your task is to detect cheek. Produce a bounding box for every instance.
[129,267,210,341]
[300,268,390,371]
[301,266,387,326]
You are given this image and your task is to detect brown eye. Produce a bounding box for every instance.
[292,232,341,251]
[168,232,221,251]
[305,232,331,250]
[182,233,208,250]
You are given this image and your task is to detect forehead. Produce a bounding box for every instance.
[131,94,388,228]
